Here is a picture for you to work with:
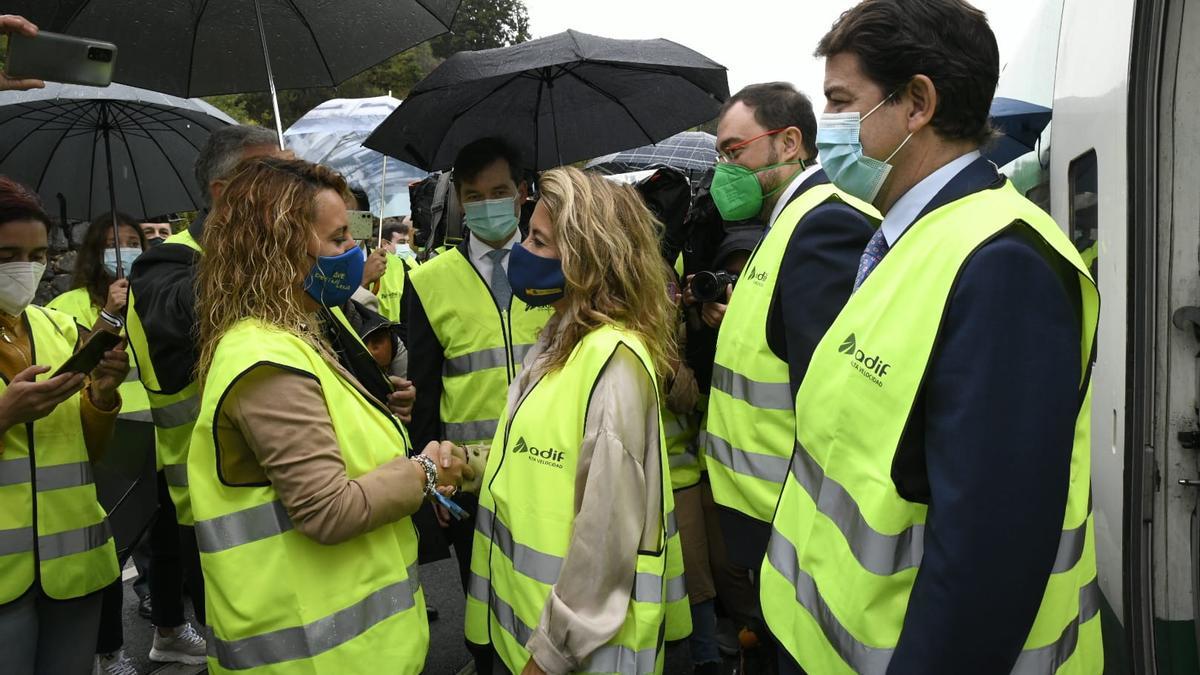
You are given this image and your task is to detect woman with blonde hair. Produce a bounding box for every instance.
[190,157,471,674]
[464,166,689,675]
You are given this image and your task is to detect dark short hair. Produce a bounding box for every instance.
[453,138,522,189]
[719,83,818,159]
[817,0,998,145]
[194,125,278,205]
[0,176,51,231]
[382,222,409,241]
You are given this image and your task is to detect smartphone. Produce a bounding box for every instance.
[6,31,117,88]
[53,330,122,378]
[347,210,375,241]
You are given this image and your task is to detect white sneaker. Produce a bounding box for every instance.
[94,649,138,675]
[148,623,207,665]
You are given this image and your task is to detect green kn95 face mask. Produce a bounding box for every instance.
[709,161,802,222]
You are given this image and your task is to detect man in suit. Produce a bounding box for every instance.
[760,1,1101,672]
[698,82,877,669]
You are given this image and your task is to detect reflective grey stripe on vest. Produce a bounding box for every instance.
[36,461,94,492]
[712,364,792,411]
[669,451,698,469]
[195,500,293,554]
[1051,519,1089,574]
[162,464,189,488]
[0,457,30,487]
[486,579,658,675]
[666,511,678,539]
[468,571,490,604]
[705,430,790,486]
[444,346,509,377]
[664,415,688,438]
[407,562,421,594]
[39,520,111,560]
[445,419,499,444]
[766,521,1103,674]
[118,409,155,424]
[150,393,200,429]
[633,571,687,604]
[208,577,418,670]
[790,443,923,576]
[1011,578,1102,673]
[0,526,33,555]
[512,343,534,366]
[476,505,563,585]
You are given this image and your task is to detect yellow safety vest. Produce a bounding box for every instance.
[47,287,152,423]
[465,326,690,672]
[706,184,879,523]
[375,254,418,323]
[408,246,551,444]
[126,229,203,524]
[664,406,701,491]
[760,182,1102,674]
[190,319,427,674]
[0,306,119,603]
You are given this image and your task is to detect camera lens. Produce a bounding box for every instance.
[87,47,113,63]
[691,272,721,303]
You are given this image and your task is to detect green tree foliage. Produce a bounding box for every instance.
[430,0,531,60]
[204,0,530,129]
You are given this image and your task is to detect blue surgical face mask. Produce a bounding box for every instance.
[303,245,364,307]
[394,243,416,260]
[464,197,520,242]
[103,247,142,277]
[817,92,914,204]
[507,242,565,307]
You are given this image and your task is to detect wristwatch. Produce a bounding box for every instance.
[411,455,438,498]
[99,309,124,330]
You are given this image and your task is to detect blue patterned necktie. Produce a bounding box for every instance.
[487,248,512,308]
[853,228,890,292]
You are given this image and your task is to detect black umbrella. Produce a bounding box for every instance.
[364,29,729,171]
[14,0,462,144]
[0,81,236,272]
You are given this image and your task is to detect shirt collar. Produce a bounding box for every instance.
[767,162,823,227]
[880,150,981,246]
[468,228,520,262]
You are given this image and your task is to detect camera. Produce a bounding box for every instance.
[690,270,737,303]
[87,46,113,63]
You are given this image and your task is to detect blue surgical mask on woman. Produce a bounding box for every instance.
[816,91,914,204]
[103,247,142,277]
[303,245,364,307]
[507,242,565,307]
[464,197,520,242]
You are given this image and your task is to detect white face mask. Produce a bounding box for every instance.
[394,243,415,259]
[0,262,45,316]
[102,247,142,277]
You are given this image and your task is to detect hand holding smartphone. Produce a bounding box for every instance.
[53,330,122,378]
[5,27,117,88]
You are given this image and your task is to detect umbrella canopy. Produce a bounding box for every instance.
[16,0,460,97]
[0,81,236,221]
[986,96,1052,168]
[587,131,717,182]
[285,96,427,218]
[365,29,729,171]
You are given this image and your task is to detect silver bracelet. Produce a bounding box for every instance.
[99,309,123,329]
[411,455,438,498]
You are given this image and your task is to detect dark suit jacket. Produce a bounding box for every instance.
[716,169,876,569]
[781,158,1086,674]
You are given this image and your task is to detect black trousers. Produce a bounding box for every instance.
[148,471,206,627]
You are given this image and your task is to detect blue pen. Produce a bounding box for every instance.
[433,492,469,521]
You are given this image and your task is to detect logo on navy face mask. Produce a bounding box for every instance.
[512,436,565,468]
[839,333,891,387]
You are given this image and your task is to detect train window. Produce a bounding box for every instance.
[1068,150,1099,282]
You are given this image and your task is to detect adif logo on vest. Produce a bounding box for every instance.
[839,334,891,387]
[743,265,770,286]
[512,437,565,468]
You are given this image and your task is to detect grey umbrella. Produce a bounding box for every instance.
[587,131,718,183]
[364,30,729,171]
[14,0,461,144]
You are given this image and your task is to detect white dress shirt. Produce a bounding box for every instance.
[467,228,520,291]
[879,150,982,246]
[767,162,824,228]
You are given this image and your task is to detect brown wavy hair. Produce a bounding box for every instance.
[538,167,678,380]
[73,212,146,307]
[196,157,350,381]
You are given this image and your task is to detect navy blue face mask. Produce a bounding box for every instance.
[303,245,364,307]
[507,242,566,307]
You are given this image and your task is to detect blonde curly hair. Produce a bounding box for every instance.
[537,166,678,380]
[195,157,350,382]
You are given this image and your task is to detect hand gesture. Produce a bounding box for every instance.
[362,247,388,287]
[0,16,44,92]
[700,283,732,329]
[88,340,129,410]
[387,376,415,423]
[0,366,85,432]
[419,441,473,490]
[104,278,129,317]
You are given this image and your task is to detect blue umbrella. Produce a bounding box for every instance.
[986,97,1051,168]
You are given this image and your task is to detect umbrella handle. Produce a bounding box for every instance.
[253,0,287,150]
